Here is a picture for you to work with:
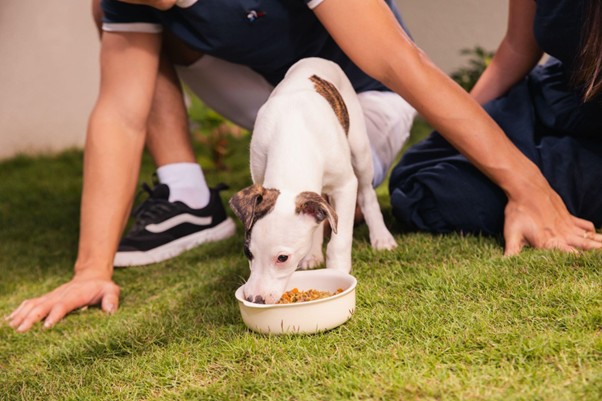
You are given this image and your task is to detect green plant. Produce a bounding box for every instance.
[185,88,247,171]
[450,46,495,91]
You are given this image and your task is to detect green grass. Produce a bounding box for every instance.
[1,121,601,400]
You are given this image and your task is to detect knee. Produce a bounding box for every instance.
[389,160,506,235]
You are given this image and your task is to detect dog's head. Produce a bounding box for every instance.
[229,184,337,304]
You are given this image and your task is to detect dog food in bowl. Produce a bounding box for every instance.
[235,269,356,334]
[277,287,344,304]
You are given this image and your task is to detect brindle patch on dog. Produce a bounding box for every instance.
[229,184,281,233]
[309,75,350,135]
[295,191,338,234]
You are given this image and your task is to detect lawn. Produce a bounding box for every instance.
[1,120,601,400]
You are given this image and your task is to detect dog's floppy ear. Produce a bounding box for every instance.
[295,191,338,234]
[229,184,280,231]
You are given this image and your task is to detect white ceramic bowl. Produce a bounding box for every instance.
[235,269,357,334]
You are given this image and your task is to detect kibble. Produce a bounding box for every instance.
[277,287,344,304]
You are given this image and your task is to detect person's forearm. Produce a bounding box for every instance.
[381,48,547,200]
[471,0,543,105]
[470,39,543,105]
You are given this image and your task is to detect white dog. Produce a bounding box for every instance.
[229,58,397,304]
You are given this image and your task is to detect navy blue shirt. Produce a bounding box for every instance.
[533,0,601,135]
[534,0,585,75]
[101,0,410,93]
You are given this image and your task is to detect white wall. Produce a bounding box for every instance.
[0,1,100,160]
[396,0,508,74]
[0,1,507,160]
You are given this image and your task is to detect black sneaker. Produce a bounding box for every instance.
[113,182,236,267]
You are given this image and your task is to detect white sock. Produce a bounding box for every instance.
[156,163,210,209]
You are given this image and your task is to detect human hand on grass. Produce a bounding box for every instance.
[503,188,602,256]
[6,271,120,333]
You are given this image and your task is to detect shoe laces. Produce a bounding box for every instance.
[130,183,174,229]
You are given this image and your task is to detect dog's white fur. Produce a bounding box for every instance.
[230,58,396,304]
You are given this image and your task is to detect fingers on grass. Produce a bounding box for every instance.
[15,303,53,333]
[585,232,602,243]
[539,236,579,253]
[101,284,121,314]
[573,234,602,251]
[583,239,602,250]
[8,299,37,330]
[43,303,71,330]
[552,242,579,254]
[504,235,526,256]
[571,217,602,242]
[505,234,584,255]
[566,225,602,250]
[9,299,34,321]
[571,216,596,232]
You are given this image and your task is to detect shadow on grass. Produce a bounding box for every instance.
[17,251,249,369]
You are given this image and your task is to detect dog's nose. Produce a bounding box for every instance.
[245,295,266,304]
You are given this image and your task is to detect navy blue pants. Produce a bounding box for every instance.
[389,58,602,235]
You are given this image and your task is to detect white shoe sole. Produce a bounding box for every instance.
[113,217,237,267]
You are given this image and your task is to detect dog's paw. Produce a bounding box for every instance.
[298,253,324,270]
[371,232,398,250]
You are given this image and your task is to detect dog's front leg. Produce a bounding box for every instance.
[325,180,357,273]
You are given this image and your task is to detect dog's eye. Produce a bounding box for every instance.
[277,255,289,263]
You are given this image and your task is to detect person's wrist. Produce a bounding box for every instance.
[505,179,547,206]
[73,260,114,281]
[494,157,549,203]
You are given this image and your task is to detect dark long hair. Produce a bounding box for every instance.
[574,0,602,102]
